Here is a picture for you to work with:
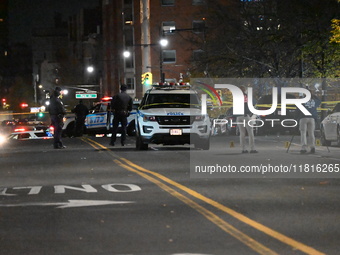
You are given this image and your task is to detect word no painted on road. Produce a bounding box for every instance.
[0,183,141,196]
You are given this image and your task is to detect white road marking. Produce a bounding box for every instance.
[0,200,134,209]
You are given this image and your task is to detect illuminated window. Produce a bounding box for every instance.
[162,21,176,34]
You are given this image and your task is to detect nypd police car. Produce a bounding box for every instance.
[62,98,138,137]
[135,83,211,150]
[85,97,139,136]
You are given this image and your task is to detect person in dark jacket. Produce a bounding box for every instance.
[72,100,89,137]
[49,87,66,149]
[297,89,321,154]
[110,84,133,146]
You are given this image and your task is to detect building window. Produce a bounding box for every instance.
[192,20,206,33]
[162,50,176,63]
[124,7,133,25]
[126,78,135,90]
[124,29,134,46]
[162,21,176,34]
[192,0,206,5]
[125,55,134,68]
[161,0,175,6]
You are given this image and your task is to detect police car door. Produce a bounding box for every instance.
[85,103,108,132]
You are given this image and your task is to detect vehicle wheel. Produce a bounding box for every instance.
[136,133,148,150]
[63,121,75,137]
[321,127,331,146]
[195,138,210,150]
[127,120,136,136]
[337,126,340,147]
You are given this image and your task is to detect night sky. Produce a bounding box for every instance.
[8,0,100,44]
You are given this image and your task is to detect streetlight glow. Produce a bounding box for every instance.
[87,66,94,73]
[123,50,131,58]
[159,38,168,47]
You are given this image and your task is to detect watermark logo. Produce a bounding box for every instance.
[201,84,312,117]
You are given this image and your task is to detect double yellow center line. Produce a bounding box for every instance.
[82,137,325,255]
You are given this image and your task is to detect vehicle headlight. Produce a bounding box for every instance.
[0,134,6,145]
[143,115,157,122]
[194,115,205,121]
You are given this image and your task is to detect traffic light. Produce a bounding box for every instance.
[142,72,152,86]
[38,112,44,118]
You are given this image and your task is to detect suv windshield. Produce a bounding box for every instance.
[141,93,200,109]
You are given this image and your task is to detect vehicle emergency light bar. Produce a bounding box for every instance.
[101,96,112,101]
[152,82,191,90]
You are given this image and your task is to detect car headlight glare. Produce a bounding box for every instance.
[195,115,205,121]
[143,115,156,122]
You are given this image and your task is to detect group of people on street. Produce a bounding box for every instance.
[48,84,321,153]
[48,84,132,149]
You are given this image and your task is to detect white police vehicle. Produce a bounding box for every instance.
[62,97,138,137]
[135,83,211,150]
[320,103,340,146]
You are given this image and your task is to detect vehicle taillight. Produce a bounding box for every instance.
[49,126,54,134]
[14,128,26,132]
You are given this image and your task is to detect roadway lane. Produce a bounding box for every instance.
[0,134,339,254]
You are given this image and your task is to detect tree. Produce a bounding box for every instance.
[190,0,340,79]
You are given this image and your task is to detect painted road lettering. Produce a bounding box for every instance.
[0,183,141,196]
[0,200,134,209]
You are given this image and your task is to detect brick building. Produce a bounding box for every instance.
[102,0,208,99]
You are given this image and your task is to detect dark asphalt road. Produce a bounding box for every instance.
[0,134,339,255]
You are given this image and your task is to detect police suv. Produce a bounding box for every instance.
[135,83,211,150]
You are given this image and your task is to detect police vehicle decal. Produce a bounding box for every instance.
[167,112,184,116]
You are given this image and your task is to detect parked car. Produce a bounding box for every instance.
[62,99,140,137]
[320,103,340,146]
[7,129,53,141]
[256,93,299,135]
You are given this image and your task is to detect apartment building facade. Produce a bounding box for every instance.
[102,0,208,99]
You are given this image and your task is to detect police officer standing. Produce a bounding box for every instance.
[72,100,89,137]
[110,84,133,146]
[49,87,66,149]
